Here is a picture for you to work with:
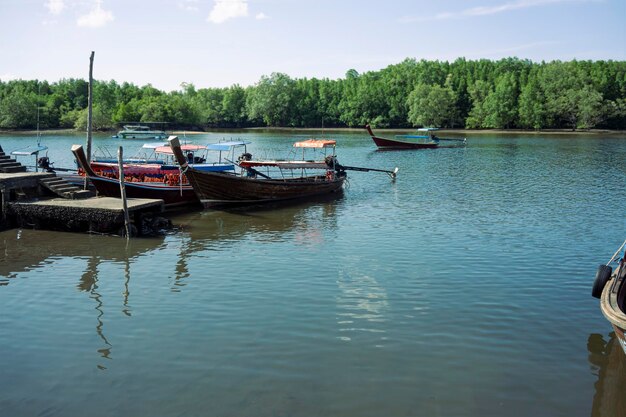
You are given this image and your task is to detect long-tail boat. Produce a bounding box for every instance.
[87,141,248,178]
[72,144,199,209]
[366,124,466,149]
[592,239,626,355]
[168,136,347,208]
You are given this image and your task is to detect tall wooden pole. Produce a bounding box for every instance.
[85,51,94,190]
[118,146,131,239]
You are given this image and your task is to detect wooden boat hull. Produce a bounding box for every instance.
[371,135,439,149]
[611,324,626,355]
[71,143,198,209]
[600,258,626,355]
[185,170,345,207]
[88,176,198,208]
[366,125,438,149]
[166,136,345,208]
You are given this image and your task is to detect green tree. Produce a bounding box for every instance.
[246,73,297,126]
[0,85,38,128]
[465,80,492,128]
[576,85,604,129]
[518,72,546,129]
[221,85,247,127]
[406,83,456,127]
[483,73,518,128]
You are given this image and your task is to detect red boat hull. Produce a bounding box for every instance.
[366,125,439,149]
[88,176,198,209]
[371,135,439,149]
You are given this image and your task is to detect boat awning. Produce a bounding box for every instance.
[142,142,167,149]
[239,160,328,169]
[154,144,207,155]
[206,141,250,151]
[11,144,48,156]
[293,139,336,148]
[395,135,429,139]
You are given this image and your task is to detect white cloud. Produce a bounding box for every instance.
[45,0,65,15]
[207,0,248,24]
[255,12,269,20]
[401,0,598,22]
[465,0,566,16]
[179,0,199,12]
[77,0,114,28]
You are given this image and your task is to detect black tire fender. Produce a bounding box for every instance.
[592,264,612,299]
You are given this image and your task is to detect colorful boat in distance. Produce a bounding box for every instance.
[237,139,338,171]
[168,136,346,208]
[114,123,168,139]
[366,124,466,149]
[85,140,250,181]
[593,239,626,355]
[71,144,199,209]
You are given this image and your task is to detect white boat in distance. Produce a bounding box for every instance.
[114,123,168,139]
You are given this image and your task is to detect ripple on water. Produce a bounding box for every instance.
[1,133,625,417]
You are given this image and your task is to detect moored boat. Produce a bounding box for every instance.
[168,136,347,208]
[593,239,626,355]
[113,123,168,139]
[71,144,199,209]
[366,124,466,149]
[10,144,50,172]
[82,140,249,181]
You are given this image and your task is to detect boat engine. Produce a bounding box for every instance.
[37,156,54,172]
[238,152,253,163]
[325,155,338,168]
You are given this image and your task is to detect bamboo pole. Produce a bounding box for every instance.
[118,147,131,239]
[85,51,94,190]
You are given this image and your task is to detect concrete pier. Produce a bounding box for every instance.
[1,172,165,235]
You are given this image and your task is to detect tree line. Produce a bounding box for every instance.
[1,58,625,131]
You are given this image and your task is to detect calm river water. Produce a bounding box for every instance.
[1,130,625,417]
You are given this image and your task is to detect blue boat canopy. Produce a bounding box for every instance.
[11,144,48,156]
[206,141,250,151]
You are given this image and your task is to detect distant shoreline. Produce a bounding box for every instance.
[2,127,625,136]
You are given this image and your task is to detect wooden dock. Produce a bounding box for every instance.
[1,172,165,236]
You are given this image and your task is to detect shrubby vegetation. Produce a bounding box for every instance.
[1,58,624,131]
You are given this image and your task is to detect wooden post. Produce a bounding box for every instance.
[85,51,94,190]
[118,146,131,239]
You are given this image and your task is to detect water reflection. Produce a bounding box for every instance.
[79,250,137,370]
[168,195,342,290]
[0,229,164,370]
[335,266,389,346]
[588,332,626,417]
[0,229,165,280]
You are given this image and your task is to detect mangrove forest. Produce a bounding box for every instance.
[1,58,625,131]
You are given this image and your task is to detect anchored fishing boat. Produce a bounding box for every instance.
[10,144,50,172]
[70,141,250,209]
[85,141,249,179]
[592,240,626,355]
[113,123,168,139]
[72,144,198,209]
[168,136,347,207]
[168,136,397,208]
[366,124,466,149]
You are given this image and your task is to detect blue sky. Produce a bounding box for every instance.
[1,0,624,92]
